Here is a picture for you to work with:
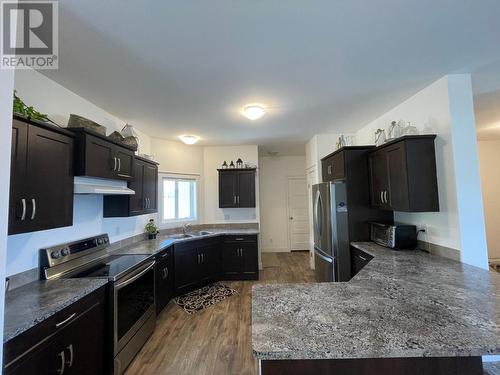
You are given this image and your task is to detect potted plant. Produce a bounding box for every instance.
[145,219,159,240]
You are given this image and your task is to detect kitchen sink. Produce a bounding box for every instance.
[168,234,194,239]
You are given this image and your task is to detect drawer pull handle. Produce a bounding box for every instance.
[66,344,74,368]
[235,238,244,241]
[31,198,36,220]
[55,313,76,328]
[358,255,368,261]
[20,198,26,220]
[56,350,65,375]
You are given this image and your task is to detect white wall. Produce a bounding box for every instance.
[355,75,488,269]
[478,140,500,259]
[7,70,156,276]
[151,137,203,175]
[259,156,306,252]
[0,62,16,368]
[203,145,260,224]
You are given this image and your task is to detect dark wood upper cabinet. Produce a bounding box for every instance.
[322,150,345,181]
[9,117,74,235]
[103,156,158,217]
[321,146,394,245]
[70,128,135,181]
[368,135,439,212]
[218,169,256,208]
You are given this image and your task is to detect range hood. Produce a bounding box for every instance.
[74,176,135,195]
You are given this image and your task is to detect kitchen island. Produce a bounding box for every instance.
[252,242,500,375]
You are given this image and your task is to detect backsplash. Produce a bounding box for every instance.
[7,222,259,290]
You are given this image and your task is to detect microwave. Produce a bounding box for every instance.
[370,222,417,249]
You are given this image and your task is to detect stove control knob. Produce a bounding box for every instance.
[51,251,61,259]
[61,248,70,256]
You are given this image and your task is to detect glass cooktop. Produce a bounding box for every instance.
[69,254,151,281]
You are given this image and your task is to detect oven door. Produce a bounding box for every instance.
[113,260,155,355]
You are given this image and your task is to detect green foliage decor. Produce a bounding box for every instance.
[13,90,49,122]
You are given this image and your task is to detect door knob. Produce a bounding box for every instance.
[290,217,293,220]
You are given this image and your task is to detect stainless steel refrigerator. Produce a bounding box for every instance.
[312,181,351,282]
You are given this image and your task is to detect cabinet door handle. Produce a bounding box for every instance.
[20,198,26,220]
[384,191,388,204]
[55,313,76,328]
[233,195,237,205]
[118,158,121,172]
[237,195,240,204]
[113,157,117,171]
[31,198,36,220]
[201,253,204,263]
[197,254,200,264]
[380,191,384,204]
[163,267,168,279]
[56,350,65,375]
[66,344,74,368]
[327,165,332,175]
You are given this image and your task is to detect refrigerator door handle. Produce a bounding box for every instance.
[314,248,333,263]
[314,190,323,237]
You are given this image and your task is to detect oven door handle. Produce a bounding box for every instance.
[115,261,155,290]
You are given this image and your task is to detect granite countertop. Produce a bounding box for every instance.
[252,241,500,361]
[4,227,259,344]
[113,228,260,256]
[4,278,108,343]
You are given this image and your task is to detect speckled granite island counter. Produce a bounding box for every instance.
[252,242,500,375]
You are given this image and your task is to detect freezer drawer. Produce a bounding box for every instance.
[314,248,335,282]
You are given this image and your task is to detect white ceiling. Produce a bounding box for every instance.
[42,0,500,152]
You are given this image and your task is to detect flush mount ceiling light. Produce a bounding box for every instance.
[242,104,266,120]
[179,135,199,145]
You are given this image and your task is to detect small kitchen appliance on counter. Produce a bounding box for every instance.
[370,222,418,249]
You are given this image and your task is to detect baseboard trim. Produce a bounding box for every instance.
[262,248,290,253]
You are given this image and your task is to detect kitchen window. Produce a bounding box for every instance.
[160,175,198,222]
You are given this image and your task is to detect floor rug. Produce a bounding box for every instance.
[174,283,238,314]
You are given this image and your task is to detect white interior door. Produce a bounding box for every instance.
[288,178,310,251]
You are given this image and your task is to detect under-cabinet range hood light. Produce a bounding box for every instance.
[74,176,135,195]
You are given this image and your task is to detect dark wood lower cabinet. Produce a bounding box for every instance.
[222,235,259,280]
[174,237,222,296]
[155,246,174,315]
[350,246,373,278]
[260,357,483,375]
[4,287,106,375]
[174,235,259,296]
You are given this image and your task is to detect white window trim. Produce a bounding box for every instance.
[158,172,200,227]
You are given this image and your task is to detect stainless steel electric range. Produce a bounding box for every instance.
[39,234,156,375]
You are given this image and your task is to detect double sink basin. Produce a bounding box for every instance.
[167,231,213,239]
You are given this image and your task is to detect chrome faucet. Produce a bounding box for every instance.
[183,223,192,235]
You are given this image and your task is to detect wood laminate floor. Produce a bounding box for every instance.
[125,251,315,375]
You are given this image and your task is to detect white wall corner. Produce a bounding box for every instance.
[447,74,489,269]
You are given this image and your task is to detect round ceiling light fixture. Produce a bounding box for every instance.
[242,104,266,120]
[179,135,199,145]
